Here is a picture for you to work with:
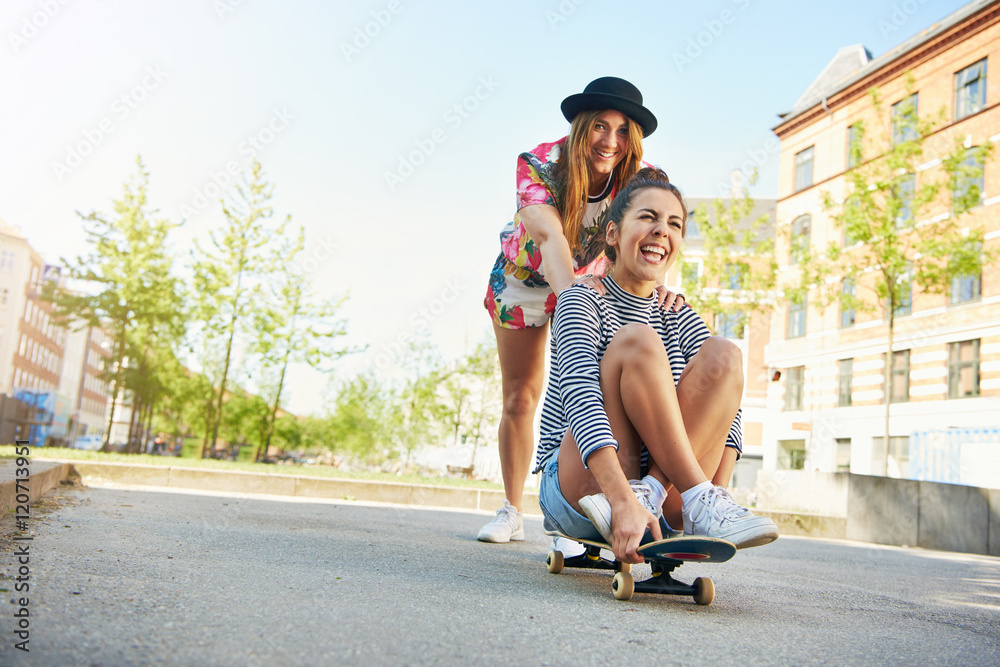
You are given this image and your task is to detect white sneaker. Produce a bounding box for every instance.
[477,500,524,543]
[580,480,662,544]
[683,485,778,549]
[552,535,585,558]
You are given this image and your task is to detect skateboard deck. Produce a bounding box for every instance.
[543,529,736,604]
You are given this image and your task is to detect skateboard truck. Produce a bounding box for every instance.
[544,530,733,605]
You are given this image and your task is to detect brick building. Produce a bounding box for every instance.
[675,192,777,493]
[765,0,1000,480]
[0,218,111,445]
[59,324,113,443]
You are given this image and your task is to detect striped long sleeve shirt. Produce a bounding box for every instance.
[533,277,743,473]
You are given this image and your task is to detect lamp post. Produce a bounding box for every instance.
[68,326,93,446]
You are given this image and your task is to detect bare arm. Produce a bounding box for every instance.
[585,447,662,563]
[713,446,738,488]
[518,204,577,296]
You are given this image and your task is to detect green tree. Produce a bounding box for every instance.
[249,224,353,461]
[681,172,778,338]
[270,413,305,453]
[153,365,214,446]
[220,389,270,456]
[450,339,502,471]
[790,81,993,471]
[328,373,394,464]
[41,156,183,451]
[191,159,288,455]
[387,340,447,464]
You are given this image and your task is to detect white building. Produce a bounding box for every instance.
[765,1,1000,485]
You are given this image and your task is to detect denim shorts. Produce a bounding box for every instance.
[538,455,604,542]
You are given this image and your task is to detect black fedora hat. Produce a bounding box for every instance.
[561,76,657,137]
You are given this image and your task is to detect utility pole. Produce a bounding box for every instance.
[68,325,94,445]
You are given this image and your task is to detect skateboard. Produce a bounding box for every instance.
[543,529,736,605]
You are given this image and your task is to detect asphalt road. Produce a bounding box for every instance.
[1,485,998,666]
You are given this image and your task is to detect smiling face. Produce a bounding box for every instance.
[586,110,631,186]
[605,187,686,296]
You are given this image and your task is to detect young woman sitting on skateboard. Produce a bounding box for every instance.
[479,77,683,543]
[534,167,778,564]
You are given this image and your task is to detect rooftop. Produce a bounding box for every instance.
[775,0,997,129]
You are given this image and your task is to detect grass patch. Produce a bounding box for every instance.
[0,445,502,490]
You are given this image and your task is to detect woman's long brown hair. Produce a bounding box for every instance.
[553,109,645,252]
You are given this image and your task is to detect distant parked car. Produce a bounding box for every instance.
[72,435,104,451]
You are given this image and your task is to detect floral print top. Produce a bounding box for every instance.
[502,137,614,277]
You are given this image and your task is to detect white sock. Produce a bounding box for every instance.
[680,481,714,512]
[641,475,667,511]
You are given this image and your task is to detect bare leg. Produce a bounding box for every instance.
[555,326,758,556]
[556,413,644,514]
[558,324,714,507]
[493,322,548,512]
[644,336,743,525]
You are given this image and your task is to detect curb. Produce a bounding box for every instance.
[1,459,852,542]
[0,460,73,514]
[29,459,546,516]
[754,508,847,540]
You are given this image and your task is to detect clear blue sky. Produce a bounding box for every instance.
[0,0,972,414]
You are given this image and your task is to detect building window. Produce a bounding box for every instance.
[873,435,911,478]
[794,146,815,191]
[715,312,745,340]
[846,124,862,169]
[788,296,807,339]
[725,263,747,290]
[838,359,853,407]
[686,216,701,238]
[784,366,805,411]
[953,148,986,213]
[954,58,987,121]
[681,261,700,290]
[790,214,811,264]
[779,439,807,470]
[840,279,856,328]
[843,196,862,246]
[889,266,912,317]
[836,438,852,472]
[887,349,910,404]
[950,239,982,305]
[891,93,919,145]
[948,339,980,399]
[950,273,981,305]
[894,173,915,228]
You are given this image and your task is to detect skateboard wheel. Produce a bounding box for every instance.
[612,572,634,601]
[546,550,564,574]
[693,577,714,605]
